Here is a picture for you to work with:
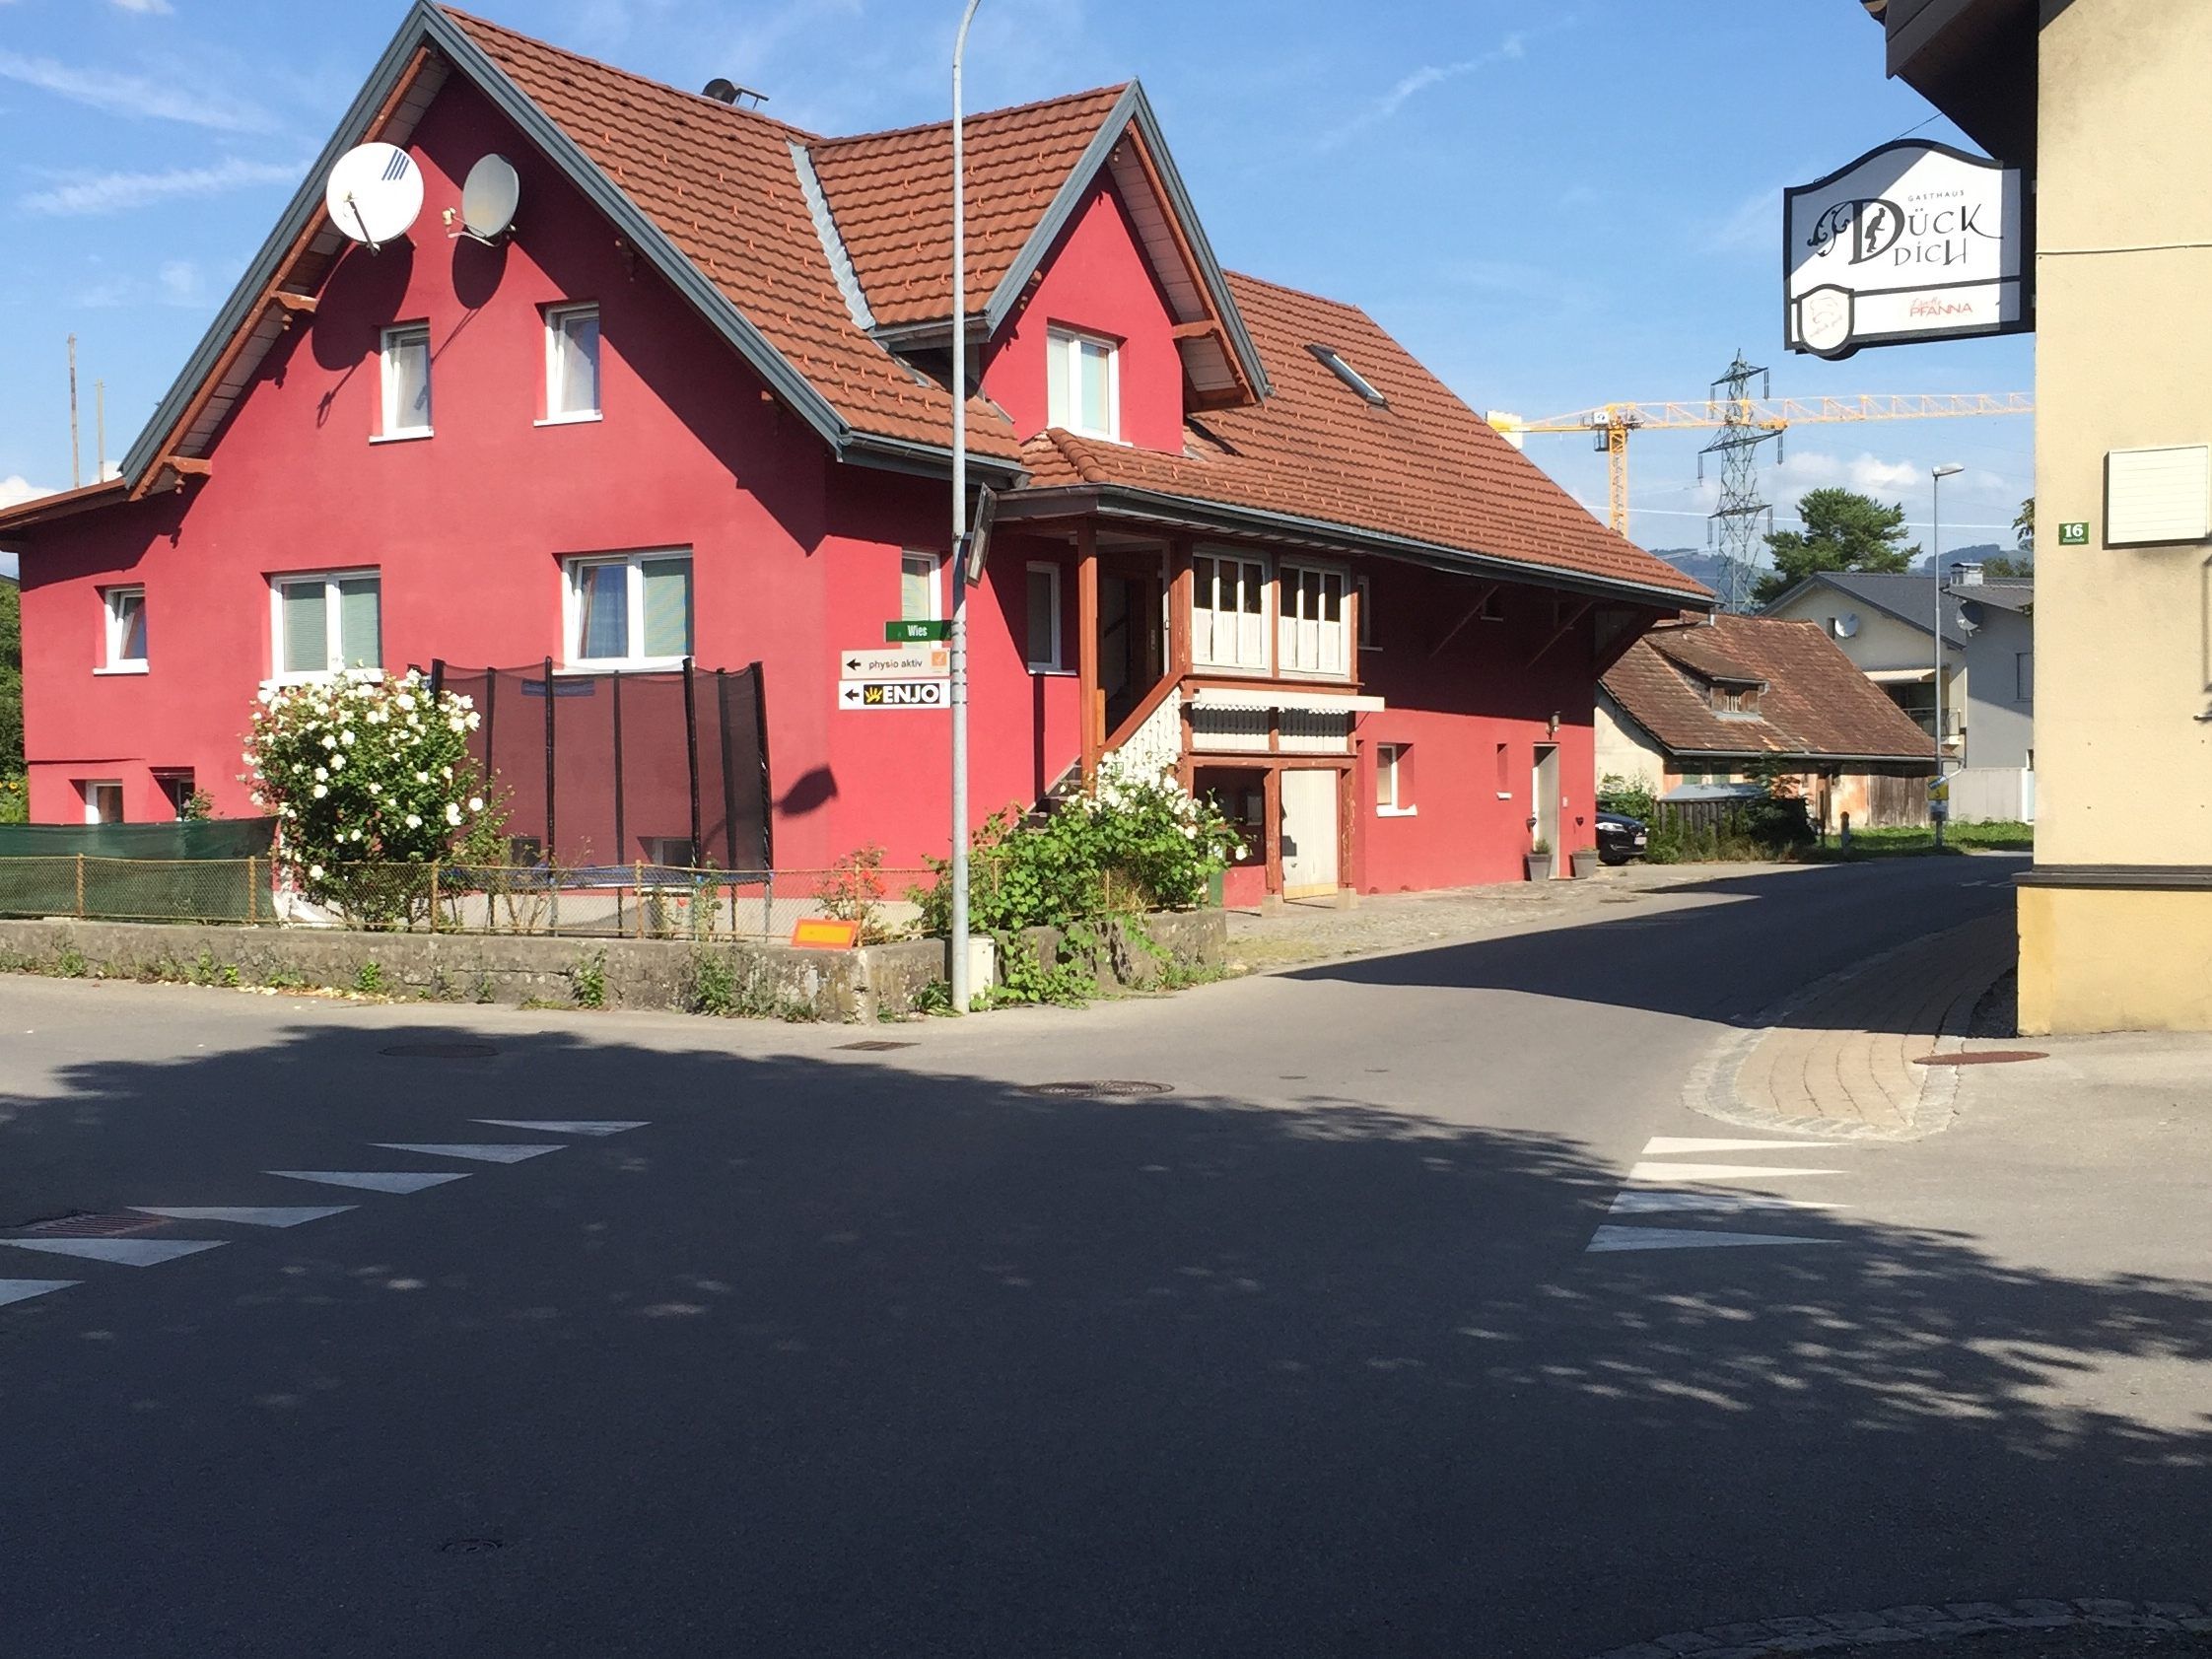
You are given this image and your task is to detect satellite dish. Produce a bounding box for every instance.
[1836,612,1862,639]
[325,142,423,249]
[459,154,520,242]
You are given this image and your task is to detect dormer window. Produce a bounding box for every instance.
[1308,344,1386,407]
[1710,683,1763,716]
[1046,327,1119,441]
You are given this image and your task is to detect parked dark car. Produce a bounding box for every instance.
[1596,810,1648,864]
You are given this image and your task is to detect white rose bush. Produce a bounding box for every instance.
[242,670,494,925]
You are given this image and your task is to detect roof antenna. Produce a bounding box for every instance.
[702,78,768,108]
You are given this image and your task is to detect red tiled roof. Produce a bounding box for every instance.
[1022,274,1709,599]
[447,8,1025,458]
[809,86,1130,329]
[1603,614,1935,760]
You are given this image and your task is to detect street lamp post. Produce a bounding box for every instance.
[947,0,983,1012]
[1931,462,1965,849]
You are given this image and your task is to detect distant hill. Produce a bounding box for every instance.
[1651,548,1756,605]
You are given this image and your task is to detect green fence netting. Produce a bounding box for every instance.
[0,819,279,923]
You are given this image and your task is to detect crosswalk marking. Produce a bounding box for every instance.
[1624,1161,1840,1183]
[471,1120,648,1137]
[1641,1137,1839,1155]
[0,1279,78,1307]
[0,1238,226,1266]
[131,1206,356,1228]
[268,1170,469,1194]
[1608,1190,1846,1215]
[372,1142,562,1164]
[1588,1225,1842,1254]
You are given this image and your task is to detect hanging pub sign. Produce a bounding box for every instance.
[1783,140,2026,359]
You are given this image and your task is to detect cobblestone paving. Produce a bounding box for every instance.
[1591,1598,2212,1658]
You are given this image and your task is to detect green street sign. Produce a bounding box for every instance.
[886,619,952,643]
[2059,520,2090,546]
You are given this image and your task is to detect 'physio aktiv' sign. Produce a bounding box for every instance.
[1784,140,2026,359]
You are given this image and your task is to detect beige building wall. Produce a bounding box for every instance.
[2020,0,2212,1032]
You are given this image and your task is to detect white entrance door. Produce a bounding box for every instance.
[1280,769,1340,898]
[1532,744,1560,869]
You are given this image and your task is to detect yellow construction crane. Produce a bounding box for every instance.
[1487,391,2034,535]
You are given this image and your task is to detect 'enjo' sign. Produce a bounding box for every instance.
[1784,140,2026,359]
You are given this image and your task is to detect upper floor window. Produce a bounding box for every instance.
[545,303,601,422]
[273,571,381,681]
[1026,562,1064,671]
[1279,563,1349,676]
[1710,683,1762,716]
[102,586,148,672]
[1355,574,1376,651]
[379,322,432,440]
[567,550,692,669]
[901,551,941,622]
[1046,327,1119,442]
[1192,552,1268,671]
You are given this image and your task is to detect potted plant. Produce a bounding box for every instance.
[1525,837,1555,882]
[1570,844,1602,880]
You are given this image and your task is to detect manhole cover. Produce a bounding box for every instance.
[16,1210,168,1238]
[1024,1080,1172,1098]
[380,1042,500,1060]
[837,1040,918,1053]
[1913,1050,2050,1067]
[436,1538,506,1555]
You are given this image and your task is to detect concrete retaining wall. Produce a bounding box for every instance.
[0,909,1227,1023]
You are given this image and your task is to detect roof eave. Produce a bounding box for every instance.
[1002,482,1713,610]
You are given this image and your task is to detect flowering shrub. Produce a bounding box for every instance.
[242,670,491,922]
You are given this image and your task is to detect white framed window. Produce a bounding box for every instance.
[101,586,148,672]
[565,550,693,669]
[1026,561,1064,671]
[271,571,381,681]
[378,322,432,440]
[1279,561,1350,676]
[1192,551,1270,671]
[1375,744,1415,815]
[900,551,941,622]
[1045,326,1120,441]
[543,303,601,423]
[81,780,123,825]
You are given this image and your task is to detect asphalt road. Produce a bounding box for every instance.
[3,854,2206,1658]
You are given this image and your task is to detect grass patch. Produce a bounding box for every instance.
[1803,820,2034,861]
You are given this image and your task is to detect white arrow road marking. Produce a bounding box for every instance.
[1642,1138,1840,1155]
[1,1238,227,1266]
[132,1206,356,1228]
[268,1170,469,1193]
[373,1142,562,1164]
[1625,1162,1840,1183]
[471,1120,648,1137]
[1587,1225,1842,1254]
[0,1279,78,1306]
[1610,1190,1847,1215]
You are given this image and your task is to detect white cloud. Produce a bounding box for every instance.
[0,50,273,131]
[111,0,175,13]
[22,155,299,217]
[1319,34,1526,151]
[0,475,61,508]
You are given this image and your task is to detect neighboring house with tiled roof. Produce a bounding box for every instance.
[1598,614,1937,831]
[0,2,1708,900]
[1762,565,2035,820]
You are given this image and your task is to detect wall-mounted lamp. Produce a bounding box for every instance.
[1548,712,1560,737]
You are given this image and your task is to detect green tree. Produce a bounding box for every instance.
[0,578,21,777]
[2012,496,2035,548]
[1981,552,2033,578]
[1754,488,1921,604]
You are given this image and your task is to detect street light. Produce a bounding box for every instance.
[1931,462,1965,848]
[947,0,984,1012]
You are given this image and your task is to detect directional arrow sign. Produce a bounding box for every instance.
[839,645,950,680]
[840,679,951,711]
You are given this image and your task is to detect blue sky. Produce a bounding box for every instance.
[0,0,2035,577]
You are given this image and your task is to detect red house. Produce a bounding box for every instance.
[0,3,1708,904]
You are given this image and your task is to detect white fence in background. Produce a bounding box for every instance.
[1949,766,2036,824]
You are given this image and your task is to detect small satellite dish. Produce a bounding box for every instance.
[1836,612,1862,639]
[325,142,423,250]
[459,154,520,242]
[703,77,740,104]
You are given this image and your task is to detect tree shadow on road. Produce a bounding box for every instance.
[0,1013,2205,1659]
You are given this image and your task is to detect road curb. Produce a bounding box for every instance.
[1588,1596,2212,1657]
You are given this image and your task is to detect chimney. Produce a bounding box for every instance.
[1950,561,1983,587]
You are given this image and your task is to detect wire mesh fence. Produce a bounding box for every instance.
[0,856,937,941]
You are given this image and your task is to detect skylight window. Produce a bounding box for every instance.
[1308,344,1386,407]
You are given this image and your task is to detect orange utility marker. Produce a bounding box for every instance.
[790,918,862,949]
